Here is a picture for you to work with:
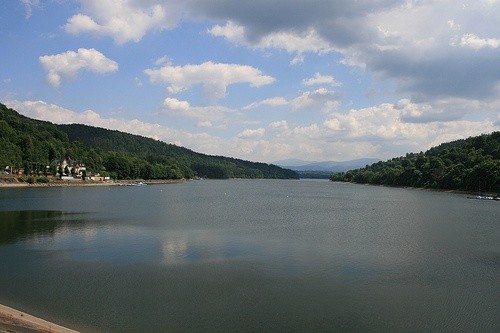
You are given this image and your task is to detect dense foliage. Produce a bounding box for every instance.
[58,124,298,179]
[0,103,298,180]
[330,132,500,194]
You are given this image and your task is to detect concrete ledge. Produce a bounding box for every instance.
[0,304,78,333]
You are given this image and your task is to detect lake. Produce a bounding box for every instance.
[0,179,498,332]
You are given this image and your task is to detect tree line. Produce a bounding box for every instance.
[330,132,500,194]
[0,103,298,180]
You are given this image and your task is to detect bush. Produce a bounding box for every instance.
[26,176,35,184]
[36,177,49,183]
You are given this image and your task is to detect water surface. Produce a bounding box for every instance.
[0,180,498,332]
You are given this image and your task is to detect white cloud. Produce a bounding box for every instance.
[208,21,245,43]
[302,73,342,87]
[258,27,333,54]
[197,121,213,128]
[243,89,342,113]
[323,101,498,146]
[269,120,289,130]
[243,97,288,110]
[145,61,275,100]
[64,0,182,44]
[39,48,118,89]
[208,21,333,62]
[290,54,305,66]
[199,0,500,101]
[65,14,101,35]
[459,33,500,50]
[21,0,40,19]
[163,97,190,112]
[154,55,172,66]
[291,88,341,111]
[160,97,233,123]
[237,128,266,139]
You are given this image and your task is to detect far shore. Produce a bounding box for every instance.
[0,303,78,333]
[330,180,499,198]
[0,177,186,188]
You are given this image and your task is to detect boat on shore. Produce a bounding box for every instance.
[121,181,147,186]
[467,195,500,201]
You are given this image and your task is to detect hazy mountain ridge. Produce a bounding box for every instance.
[275,158,381,172]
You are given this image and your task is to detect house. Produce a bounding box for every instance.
[88,173,110,181]
[51,158,87,177]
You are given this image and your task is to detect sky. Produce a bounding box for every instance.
[1,0,499,163]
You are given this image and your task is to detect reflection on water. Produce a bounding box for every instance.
[0,211,84,244]
[160,231,260,266]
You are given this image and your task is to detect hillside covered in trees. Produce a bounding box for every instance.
[330,132,500,194]
[0,103,298,180]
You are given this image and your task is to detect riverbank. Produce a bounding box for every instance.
[0,177,186,188]
[0,304,78,333]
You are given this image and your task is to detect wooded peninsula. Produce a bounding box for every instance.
[330,131,500,194]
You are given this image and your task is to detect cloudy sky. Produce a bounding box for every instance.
[1,0,499,163]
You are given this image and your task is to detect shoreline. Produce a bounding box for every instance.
[0,303,78,333]
[0,178,186,188]
[330,180,499,198]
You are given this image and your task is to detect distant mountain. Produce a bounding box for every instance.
[275,158,380,173]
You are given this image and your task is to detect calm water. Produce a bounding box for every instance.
[0,180,498,332]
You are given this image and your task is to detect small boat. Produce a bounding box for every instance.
[467,195,498,201]
[122,182,147,186]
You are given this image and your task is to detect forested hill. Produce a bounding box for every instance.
[58,123,298,179]
[330,132,500,194]
[0,103,298,180]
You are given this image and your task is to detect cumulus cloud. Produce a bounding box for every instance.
[163,97,190,112]
[154,55,172,66]
[39,48,118,89]
[269,120,289,130]
[197,121,213,128]
[192,0,390,44]
[64,0,182,44]
[322,101,498,146]
[242,89,342,113]
[237,128,266,139]
[195,0,500,101]
[208,21,245,43]
[459,33,500,50]
[208,21,333,62]
[233,100,498,162]
[145,61,275,100]
[302,73,342,87]
[291,88,342,111]
[160,97,233,124]
[243,97,288,110]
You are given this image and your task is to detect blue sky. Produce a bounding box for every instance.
[1,0,499,163]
